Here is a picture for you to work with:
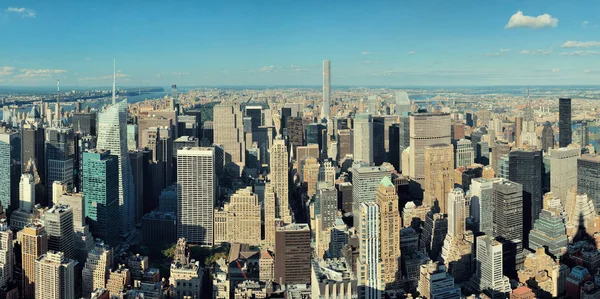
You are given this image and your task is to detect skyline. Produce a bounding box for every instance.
[1,1,600,86]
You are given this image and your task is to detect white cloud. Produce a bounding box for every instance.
[584,69,593,74]
[84,57,92,61]
[552,68,560,73]
[500,49,511,52]
[583,21,589,28]
[519,49,553,55]
[361,51,371,55]
[408,51,416,55]
[0,66,15,76]
[14,69,67,80]
[561,41,600,48]
[505,11,558,29]
[5,7,36,18]
[259,65,276,72]
[559,50,600,56]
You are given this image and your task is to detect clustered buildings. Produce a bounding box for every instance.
[0,60,600,299]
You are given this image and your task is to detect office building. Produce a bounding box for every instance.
[106,265,131,296]
[225,187,262,245]
[337,129,353,164]
[376,177,401,289]
[353,113,373,165]
[409,112,451,187]
[270,139,291,223]
[126,124,137,151]
[141,211,177,246]
[169,260,203,299]
[541,122,554,152]
[440,188,473,283]
[82,150,120,246]
[395,91,410,117]
[22,222,48,298]
[96,99,135,234]
[34,251,76,299]
[421,212,447,261]
[263,183,277,249]
[0,131,20,212]
[311,258,357,299]
[528,209,568,259]
[0,220,13,288]
[274,223,311,285]
[318,184,338,231]
[455,138,474,168]
[21,121,46,186]
[351,166,389,226]
[424,144,454,214]
[577,154,600,211]
[20,173,36,213]
[177,147,216,246]
[580,120,589,146]
[493,180,523,243]
[548,147,579,206]
[71,112,97,136]
[470,178,500,236]
[82,242,112,297]
[41,204,75,260]
[559,98,571,147]
[286,116,304,151]
[372,117,386,165]
[508,149,543,240]
[322,60,331,119]
[302,157,320,198]
[417,262,461,299]
[357,202,383,299]
[564,190,598,240]
[213,104,245,167]
[466,235,511,299]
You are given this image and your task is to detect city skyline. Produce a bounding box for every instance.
[1,1,600,86]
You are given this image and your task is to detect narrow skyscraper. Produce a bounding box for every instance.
[322,60,331,119]
[353,113,373,165]
[270,138,291,223]
[559,98,571,147]
[357,202,384,299]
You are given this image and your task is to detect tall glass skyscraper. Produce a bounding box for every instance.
[0,131,20,212]
[82,150,120,246]
[45,127,75,198]
[96,99,135,234]
[559,97,571,147]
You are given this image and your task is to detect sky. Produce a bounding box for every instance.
[0,0,600,87]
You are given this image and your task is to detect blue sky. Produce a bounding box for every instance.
[0,0,599,86]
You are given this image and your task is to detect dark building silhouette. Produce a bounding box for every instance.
[508,149,543,248]
[559,98,571,147]
[578,154,600,212]
[372,117,386,166]
[72,112,97,136]
[274,223,311,285]
[541,121,555,153]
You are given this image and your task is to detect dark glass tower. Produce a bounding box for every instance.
[559,97,571,147]
[541,121,555,153]
[508,149,543,247]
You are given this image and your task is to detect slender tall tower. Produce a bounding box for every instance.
[322,60,331,119]
[354,113,373,165]
[22,222,48,299]
[96,61,135,234]
[0,220,13,288]
[357,202,384,299]
[559,98,571,147]
[376,177,401,290]
[270,138,291,223]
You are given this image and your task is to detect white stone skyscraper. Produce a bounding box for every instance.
[97,99,135,234]
[467,235,511,298]
[0,220,13,288]
[177,147,216,246]
[322,60,331,119]
[353,113,373,165]
[20,173,35,213]
[34,251,76,299]
[357,202,383,299]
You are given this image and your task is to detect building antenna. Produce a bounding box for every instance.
[112,58,116,105]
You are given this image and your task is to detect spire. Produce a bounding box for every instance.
[112,58,116,105]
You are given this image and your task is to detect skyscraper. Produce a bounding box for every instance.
[508,149,542,242]
[322,60,331,119]
[455,138,474,168]
[423,144,454,214]
[213,104,245,168]
[353,113,373,165]
[395,91,410,117]
[34,251,76,299]
[263,183,277,249]
[467,235,511,299]
[470,178,501,236]
[548,146,579,206]
[274,223,311,285]
[578,154,600,211]
[541,122,555,152]
[45,127,75,198]
[357,202,383,299]
[0,220,13,288]
[376,177,401,289]
[0,130,20,212]
[270,139,291,223]
[96,99,135,234]
[82,150,120,246]
[409,112,451,188]
[177,147,216,246]
[337,128,353,164]
[493,179,524,274]
[351,166,390,222]
[580,120,589,146]
[417,262,462,299]
[559,98,571,147]
[318,184,338,231]
[82,242,112,297]
[440,188,473,283]
[528,209,568,259]
[41,204,75,260]
[22,222,48,299]
[225,187,262,245]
